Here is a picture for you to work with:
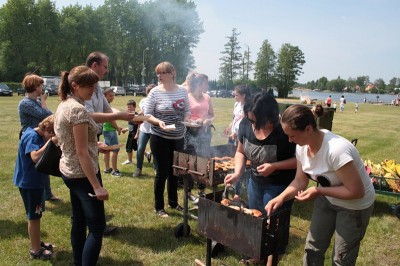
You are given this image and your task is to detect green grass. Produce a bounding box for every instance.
[0,95,399,265]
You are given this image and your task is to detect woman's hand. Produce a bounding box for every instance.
[97,142,110,154]
[294,187,319,202]
[224,173,239,186]
[257,163,276,176]
[93,187,109,201]
[265,196,284,215]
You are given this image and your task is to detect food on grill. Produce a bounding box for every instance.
[252,209,263,217]
[220,198,230,206]
[220,199,263,217]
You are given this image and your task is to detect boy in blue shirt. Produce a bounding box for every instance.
[13,115,56,260]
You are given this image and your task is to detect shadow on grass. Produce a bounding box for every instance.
[111,223,204,252]
[51,250,144,266]
[0,219,27,239]
[372,197,399,218]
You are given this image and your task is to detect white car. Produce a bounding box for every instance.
[111,86,126,96]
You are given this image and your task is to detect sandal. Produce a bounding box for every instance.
[40,241,55,251]
[30,247,53,260]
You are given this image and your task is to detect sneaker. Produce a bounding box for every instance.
[188,193,198,202]
[103,225,117,236]
[132,169,142,177]
[170,205,184,212]
[103,168,112,174]
[121,160,132,165]
[155,209,169,218]
[111,169,123,177]
[145,151,152,163]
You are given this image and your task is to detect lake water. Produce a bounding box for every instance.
[290,89,398,104]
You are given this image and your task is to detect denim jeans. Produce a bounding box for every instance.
[62,175,106,266]
[150,134,184,211]
[136,131,151,170]
[247,178,293,254]
[44,174,53,200]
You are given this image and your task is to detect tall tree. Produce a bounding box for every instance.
[58,4,106,71]
[275,43,305,98]
[219,28,242,90]
[240,45,253,83]
[0,0,39,80]
[36,0,60,75]
[254,39,276,90]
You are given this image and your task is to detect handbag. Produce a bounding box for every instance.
[35,139,62,177]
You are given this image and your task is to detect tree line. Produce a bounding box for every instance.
[301,76,400,95]
[217,28,306,98]
[0,0,203,85]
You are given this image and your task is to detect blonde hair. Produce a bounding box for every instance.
[155,61,176,80]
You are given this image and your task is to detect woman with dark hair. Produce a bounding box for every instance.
[224,85,250,145]
[224,92,296,265]
[266,104,375,265]
[54,65,107,265]
[18,73,58,201]
[144,61,191,218]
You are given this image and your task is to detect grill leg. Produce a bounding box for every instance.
[183,175,189,236]
[206,238,212,266]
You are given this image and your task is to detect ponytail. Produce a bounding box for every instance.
[58,71,70,101]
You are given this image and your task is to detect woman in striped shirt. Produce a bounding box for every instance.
[144,61,191,218]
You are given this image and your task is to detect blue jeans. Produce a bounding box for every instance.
[62,175,106,266]
[136,131,151,170]
[44,174,53,200]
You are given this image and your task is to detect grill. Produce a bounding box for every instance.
[172,145,290,266]
[196,191,290,265]
[171,145,236,238]
[172,144,236,187]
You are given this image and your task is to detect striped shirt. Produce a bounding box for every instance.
[144,85,190,139]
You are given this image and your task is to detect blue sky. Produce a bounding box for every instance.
[1,0,399,83]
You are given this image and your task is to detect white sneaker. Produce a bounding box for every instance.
[121,160,132,165]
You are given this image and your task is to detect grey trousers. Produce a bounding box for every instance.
[303,195,374,266]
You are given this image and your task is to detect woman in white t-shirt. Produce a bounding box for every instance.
[224,85,250,145]
[266,104,375,265]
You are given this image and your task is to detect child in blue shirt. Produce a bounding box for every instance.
[13,115,56,260]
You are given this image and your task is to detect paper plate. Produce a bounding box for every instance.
[182,121,202,128]
[164,124,176,131]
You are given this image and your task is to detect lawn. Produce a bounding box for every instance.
[0,94,399,265]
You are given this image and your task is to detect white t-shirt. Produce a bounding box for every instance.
[139,98,151,134]
[231,102,244,135]
[296,129,375,210]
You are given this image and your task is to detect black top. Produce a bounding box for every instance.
[238,118,296,186]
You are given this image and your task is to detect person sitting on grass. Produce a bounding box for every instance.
[102,87,123,177]
[121,99,139,166]
[13,115,57,260]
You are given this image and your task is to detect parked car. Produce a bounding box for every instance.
[111,86,126,96]
[44,84,58,96]
[0,83,13,96]
[17,87,26,96]
[216,90,233,98]
[208,90,217,97]
[126,85,146,96]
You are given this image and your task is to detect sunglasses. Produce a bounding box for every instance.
[306,173,331,187]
